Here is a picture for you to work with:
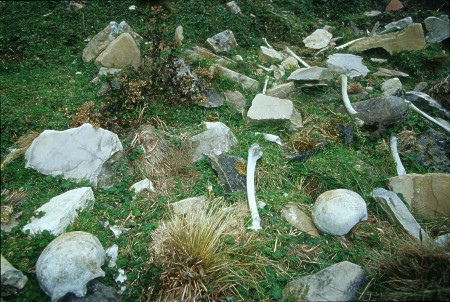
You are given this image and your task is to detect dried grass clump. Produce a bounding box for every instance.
[1,131,40,170]
[367,241,450,301]
[150,201,269,301]
[70,101,103,128]
[1,188,27,224]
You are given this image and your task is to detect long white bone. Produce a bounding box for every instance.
[285,47,310,68]
[340,74,365,126]
[390,135,407,176]
[247,143,263,231]
[406,101,450,133]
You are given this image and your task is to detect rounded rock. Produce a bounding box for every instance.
[36,231,106,300]
[312,189,368,236]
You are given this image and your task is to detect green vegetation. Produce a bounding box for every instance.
[1,0,449,301]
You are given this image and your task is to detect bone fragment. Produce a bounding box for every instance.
[406,101,450,133]
[246,143,263,231]
[335,37,365,50]
[262,76,270,94]
[340,75,364,126]
[390,135,406,176]
[285,47,310,68]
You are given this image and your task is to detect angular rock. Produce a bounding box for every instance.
[373,67,409,77]
[130,178,155,195]
[303,29,332,49]
[247,94,302,130]
[23,187,94,236]
[224,90,246,115]
[95,33,141,70]
[61,279,118,302]
[281,56,300,70]
[25,123,123,187]
[271,64,285,79]
[282,261,368,302]
[349,23,426,54]
[382,77,402,95]
[379,17,413,34]
[386,0,404,12]
[312,189,367,236]
[259,46,284,63]
[405,91,450,118]
[190,122,238,162]
[36,232,105,301]
[226,1,241,15]
[185,46,233,65]
[1,255,28,295]
[266,82,298,99]
[326,53,369,78]
[287,66,332,82]
[371,188,429,242]
[281,204,319,237]
[105,244,119,268]
[210,64,259,90]
[388,173,450,218]
[209,153,246,193]
[424,16,450,43]
[199,90,225,108]
[205,29,237,54]
[170,196,206,215]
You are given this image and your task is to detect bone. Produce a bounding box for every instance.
[335,37,365,50]
[340,75,364,126]
[390,135,407,176]
[262,76,270,94]
[246,143,263,231]
[406,101,450,133]
[285,47,310,68]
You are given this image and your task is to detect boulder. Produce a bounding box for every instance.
[287,66,332,82]
[247,94,302,130]
[312,189,367,236]
[210,64,259,90]
[190,122,238,162]
[209,153,246,193]
[23,187,95,236]
[36,232,105,301]
[303,29,332,49]
[1,255,28,295]
[424,16,450,43]
[95,33,141,70]
[382,77,402,95]
[25,123,123,187]
[282,261,368,302]
[326,53,369,78]
[205,29,237,54]
[224,90,246,115]
[388,173,450,218]
[371,188,430,242]
[259,46,284,63]
[170,196,206,215]
[61,279,118,302]
[349,23,426,54]
[281,204,319,237]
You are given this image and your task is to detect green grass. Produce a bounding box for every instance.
[1,0,449,301]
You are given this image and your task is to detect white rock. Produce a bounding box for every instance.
[226,1,241,15]
[115,269,127,283]
[25,123,123,187]
[128,5,136,10]
[370,58,388,63]
[312,189,367,236]
[36,231,105,301]
[327,53,369,78]
[1,255,28,293]
[109,225,129,238]
[303,29,333,49]
[130,178,155,195]
[106,244,119,268]
[382,77,402,95]
[190,122,238,162]
[23,187,94,236]
[259,46,284,63]
[170,196,206,215]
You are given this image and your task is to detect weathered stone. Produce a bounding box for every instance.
[23,187,94,236]
[435,233,450,249]
[379,17,413,34]
[382,77,402,95]
[259,46,284,63]
[405,91,450,118]
[386,0,404,12]
[25,123,123,187]
[271,64,286,79]
[247,94,302,130]
[282,261,368,302]
[95,33,141,70]
[266,82,298,99]
[281,56,300,70]
[414,82,428,92]
[388,173,450,218]
[371,188,430,242]
[287,66,332,82]
[373,67,409,77]
[349,24,426,54]
[130,178,155,195]
[209,153,246,193]
[171,196,206,215]
[190,122,238,162]
[36,232,105,301]
[281,204,319,237]
[424,16,450,43]
[312,189,367,236]
[1,255,28,295]
[205,29,237,54]
[226,1,242,15]
[185,46,233,65]
[210,64,259,90]
[327,53,369,78]
[224,90,246,115]
[174,25,183,46]
[199,90,225,108]
[61,279,118,302]
[105,244,118,268]
[364,10,382,17]
[97,67,122,77]
[303,29,332,49]
[370,58,388,64]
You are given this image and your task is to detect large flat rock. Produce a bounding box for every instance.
[326,53,369,78]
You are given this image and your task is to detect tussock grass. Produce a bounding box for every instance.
[1,131,40,170]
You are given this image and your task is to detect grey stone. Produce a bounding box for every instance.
[95,33,141,70]
[303,29,332,49]
[209,153,246,193]
[281,56,300,70]
[190,122,238,162]
[435,233,450,249]
[403,128,450,173]
[171,196,206,215]
[405,91,450,118]
[23,187,94,236]
[226,1,242,15]
[424,16,450,43]
[130,178,155,196]
[373,67,409,77]
[382,77,402,95]
[1,255,28,295]
[199,90,225,108]
[312,189,368,236]
[97,67,122,77]
[282,261,368,302]
[281,204,319,237]
[287,66,332,82]
[210,64,259,90]
[60,279,118,302]
[326,53,369,78]
[25,123,123,187]
[185,46,233,65]
[259,46,284,63]
[36,232,105,301]
[224,90,246,115]
[371,188,430,242]
[271,64,286,80]
[414,82,428,92]
[364,10,382,17]
[205,29,237,54]
[266,82,298,99]
[379,17,413,34]
[370,58,388,64]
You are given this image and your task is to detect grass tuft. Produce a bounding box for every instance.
[1,131,40,170]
